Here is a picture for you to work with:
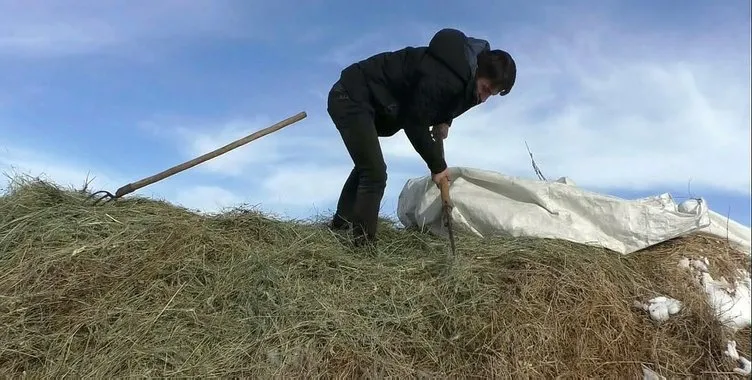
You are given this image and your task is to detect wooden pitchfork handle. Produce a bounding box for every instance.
[89,111,307,203]
[432,125,452,207]
[439,175,456,255]
[438,177,451,207]
[433,126,456,256]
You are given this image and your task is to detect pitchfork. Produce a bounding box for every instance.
[86,111,307,205]
[432,125,456,257]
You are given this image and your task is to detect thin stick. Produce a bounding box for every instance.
[726,205,731,246]
[525,141,547,181]
[111,111,307,198]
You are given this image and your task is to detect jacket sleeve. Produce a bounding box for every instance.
[404,124,446,174]
[401,75,457,174]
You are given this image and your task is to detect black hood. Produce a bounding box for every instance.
[426,28,490,84]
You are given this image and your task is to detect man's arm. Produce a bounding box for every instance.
[404,122,446,174]
[401,75,457,174]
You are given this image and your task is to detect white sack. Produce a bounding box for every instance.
[676,199,752,255]
[396,167,751,255]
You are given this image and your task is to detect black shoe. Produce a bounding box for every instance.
[329,215,352,231]
[352,228,378,255]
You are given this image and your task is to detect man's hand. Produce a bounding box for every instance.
[432,168,450,187]
[433,123,450,140]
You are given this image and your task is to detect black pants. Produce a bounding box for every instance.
[326,81,387,244]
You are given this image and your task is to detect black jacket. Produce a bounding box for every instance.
[338,28,490,174]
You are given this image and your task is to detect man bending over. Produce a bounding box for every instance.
[326,28,517,248]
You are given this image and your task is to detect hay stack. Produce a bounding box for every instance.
[0,177,749,378]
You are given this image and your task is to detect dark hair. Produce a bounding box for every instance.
[476,49,516,96]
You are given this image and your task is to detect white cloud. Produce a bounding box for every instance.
[136,113,359,213]
[377,23,751,195]
[317,23,445,68]
[0,145,247,213]
[0,0,292,58]
[145,113,346,178]
[260,164,351,206]
[4,2,747,221]
[0,0,340,59]
[171,185,242,213]
[150,15,751,216]
[314,14,749,197]
[252,162,419,221]
[0,146,120,191]
[179,119,291,177]
[319,32,387,67]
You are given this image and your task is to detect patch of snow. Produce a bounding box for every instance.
[634,296,683,322]
[679,256,752,331]
[677,257,691,269]
[724,340,752,376]
[642,365,666,380]
[690,257,709,272]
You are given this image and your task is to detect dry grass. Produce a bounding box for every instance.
[0,177,750,378]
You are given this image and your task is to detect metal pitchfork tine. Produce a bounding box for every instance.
[85,111,307,205]
[88,190,119,205]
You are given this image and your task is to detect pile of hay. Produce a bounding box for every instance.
[1,178,750,378]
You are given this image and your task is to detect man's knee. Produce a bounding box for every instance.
[360,163,387,190]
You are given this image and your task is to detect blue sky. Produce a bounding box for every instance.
[1,0,750,226]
